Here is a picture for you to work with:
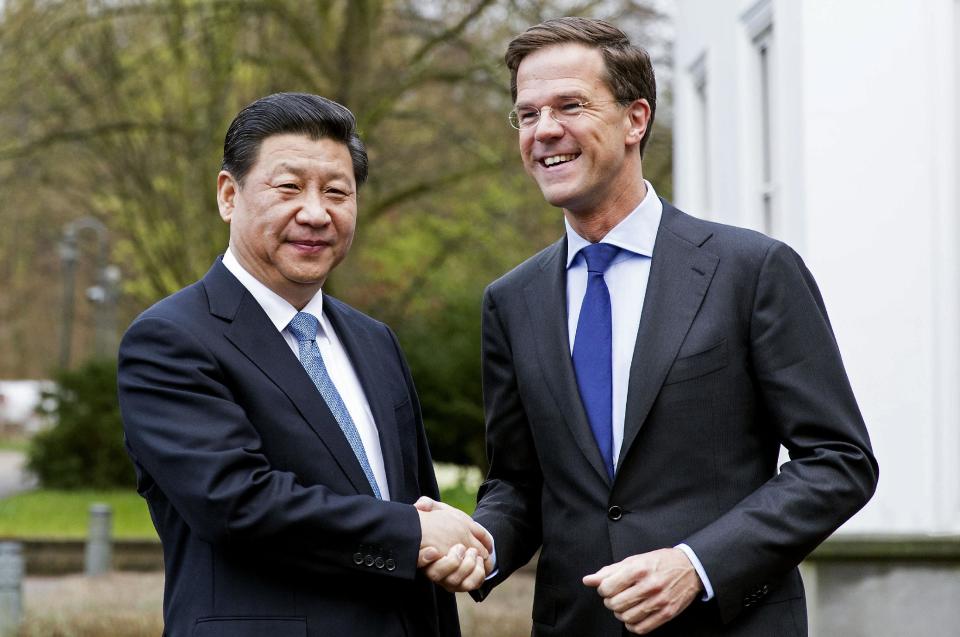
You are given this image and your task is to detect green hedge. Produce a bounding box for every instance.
[27,359,135,490]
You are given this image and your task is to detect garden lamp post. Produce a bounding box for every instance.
[58,217,120,368]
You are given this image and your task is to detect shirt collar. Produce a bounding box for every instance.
[221,247,325,333]
[565,180,663,268]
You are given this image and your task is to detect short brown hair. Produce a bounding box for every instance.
[505,17,657,155]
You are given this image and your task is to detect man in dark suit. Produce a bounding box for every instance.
[454,17,878,636]
[118,93,491,637]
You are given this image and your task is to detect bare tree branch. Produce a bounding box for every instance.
[364,157,503,222]
[0,123,195,162]
[408,0,498,68]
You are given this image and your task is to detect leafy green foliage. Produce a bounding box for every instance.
[27,360,134,490]
[401,289,487,470]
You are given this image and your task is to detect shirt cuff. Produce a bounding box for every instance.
[675,543,714,601]
[478,523,498,581]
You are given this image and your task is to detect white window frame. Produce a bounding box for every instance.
[741,0,778,237]
[687,52,711,215]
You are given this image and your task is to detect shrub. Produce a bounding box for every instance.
[27,359,134,489]
[399,291,487,472]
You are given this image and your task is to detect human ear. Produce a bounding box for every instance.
[217,171,239,223]
[625,98,652,147]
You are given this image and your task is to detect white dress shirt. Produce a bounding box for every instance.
[565,182,715,601]
[222,248,391,500]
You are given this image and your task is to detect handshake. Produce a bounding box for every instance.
[415,496,494,593]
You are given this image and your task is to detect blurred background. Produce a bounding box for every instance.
[0,0,958,635]
[0,0,673,469]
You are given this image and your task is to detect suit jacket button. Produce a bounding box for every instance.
[364,555,375,567]
[607,506,623,521]
[375,557,385,569]
[353,553,364,565]
[385,558,396,571]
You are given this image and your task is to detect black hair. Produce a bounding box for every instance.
[221,92,368,186]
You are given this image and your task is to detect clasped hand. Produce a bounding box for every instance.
[583,548,702,634]
[415,496,494,592]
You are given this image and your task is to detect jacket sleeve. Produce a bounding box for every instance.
[385,325,462,636]
[682,241,879,623]
[118,314,422,581]
[470,285,544,601]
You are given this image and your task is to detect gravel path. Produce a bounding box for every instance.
[21,570,534,637]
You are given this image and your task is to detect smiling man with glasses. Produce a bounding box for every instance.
[433,16,879,637]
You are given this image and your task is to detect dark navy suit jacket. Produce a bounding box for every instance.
[118,259,459,637]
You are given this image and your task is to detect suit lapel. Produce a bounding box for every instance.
[203,261,375,497]
[323,298,406,502]
[617,204,719,472]
[524,239,612,486]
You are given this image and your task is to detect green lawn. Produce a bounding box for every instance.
[439,481,478,515]
[0,490,157,540]
[0,437,31,453]
[0,483,477,540]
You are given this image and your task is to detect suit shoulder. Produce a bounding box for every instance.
[664,203,773,249]
[128,281,208,331]
[662,202,796,273]
[117,281,220,373]
[485,238,564,299]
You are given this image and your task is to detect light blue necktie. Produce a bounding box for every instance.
[287,311,382,499]
[572,243,620,480]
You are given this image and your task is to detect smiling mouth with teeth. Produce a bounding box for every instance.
[542,153,579,167]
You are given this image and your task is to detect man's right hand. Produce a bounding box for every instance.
[414,496,493,591]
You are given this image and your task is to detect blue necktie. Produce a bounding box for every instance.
[572,243,620,480]
[287,312,382,499]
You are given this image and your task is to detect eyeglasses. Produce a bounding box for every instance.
[507,99,623,130]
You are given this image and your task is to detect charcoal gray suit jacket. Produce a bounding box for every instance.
[472,200,878,636]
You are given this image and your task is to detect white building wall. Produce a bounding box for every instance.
[673,0,960,534]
